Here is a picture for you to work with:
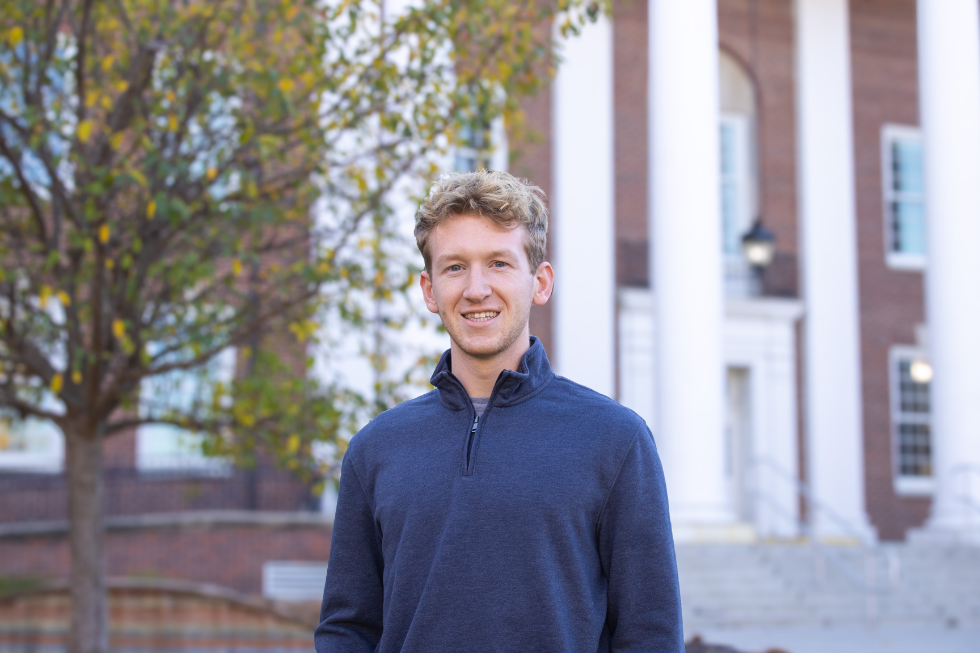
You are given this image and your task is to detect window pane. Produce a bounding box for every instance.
[891,139,923,194]
[137,346,235,473]
[891,200,926,255]
[720,181,739,255]
[0,414,61,456]
[455,151,477,173]
[894,356,932,479]
[898,423,932,477]
[898,359,931,413]
[719,123,736,175]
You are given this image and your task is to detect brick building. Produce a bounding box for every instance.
[2,0,980,632]
[519,0,980,546]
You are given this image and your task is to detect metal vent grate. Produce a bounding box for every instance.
[262,560,329,601]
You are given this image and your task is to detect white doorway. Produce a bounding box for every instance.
[725,367,753,521]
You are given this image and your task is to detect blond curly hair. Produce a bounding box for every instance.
[414,170,549,272]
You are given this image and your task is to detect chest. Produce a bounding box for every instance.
[370,408,609,544]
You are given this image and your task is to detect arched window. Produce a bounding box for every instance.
[719,51,759,296]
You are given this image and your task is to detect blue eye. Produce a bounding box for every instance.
[493,261,507,268]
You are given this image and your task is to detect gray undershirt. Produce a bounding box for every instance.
[471,397,490,417]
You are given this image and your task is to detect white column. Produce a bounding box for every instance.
[552,14,615,397]
[795,0,875,542]
[917,0,980,542]
[649,0,735,531]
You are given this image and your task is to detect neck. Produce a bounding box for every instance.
[450,331,530,398]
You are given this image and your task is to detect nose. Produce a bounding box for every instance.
[462,267,492,303]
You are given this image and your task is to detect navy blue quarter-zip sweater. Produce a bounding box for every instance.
[315,337,683,653]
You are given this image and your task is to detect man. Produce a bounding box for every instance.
[315,170,683,652]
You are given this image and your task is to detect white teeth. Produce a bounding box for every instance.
[464,311,499,321]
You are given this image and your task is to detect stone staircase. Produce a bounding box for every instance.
[676,543,980,631]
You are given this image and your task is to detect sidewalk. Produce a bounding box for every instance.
[692,623,980,653]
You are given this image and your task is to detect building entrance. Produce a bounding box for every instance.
[725,367,753,522]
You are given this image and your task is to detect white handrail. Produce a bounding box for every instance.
[748,456,898,625]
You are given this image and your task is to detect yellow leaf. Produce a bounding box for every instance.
[206,167,218,181]
[71,370,82,384]
[98,224,110,244]
[146,199,156,219]
[168,114,179,131]
[116,80,129,94]
[232,259,243,276]
[110,132,124,150]
[50,373,64,394]
[77,120,94,143]
[166,91,176,103]
[286,434,300,454]
[101,54,114,71]
[105,258,115,270]
[9,27,23,46]
[56,290,70,306]
[241,414,256,427]
[277,78,295,93]
[39,285,51,308]
[100,95,112,109]
[130,169,147,187]
[112,319,125,339]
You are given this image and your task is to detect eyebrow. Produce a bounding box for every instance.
[434,250,519,267]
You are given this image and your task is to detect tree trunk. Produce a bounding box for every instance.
[66,425,107,653]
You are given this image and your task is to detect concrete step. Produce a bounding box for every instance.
[674,542,980,628]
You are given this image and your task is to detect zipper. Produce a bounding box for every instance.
[461,378,503,475]
[466,414,479,471]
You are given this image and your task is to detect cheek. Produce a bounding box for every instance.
[431,280,462,308]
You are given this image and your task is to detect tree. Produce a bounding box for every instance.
[0,1,601,651]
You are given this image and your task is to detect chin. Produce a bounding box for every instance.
[456,336,509,360]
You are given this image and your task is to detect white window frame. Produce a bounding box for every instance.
[136,346,236,476]
[889,345,934,495]
[881,124,926,271]
[0,410,64,473]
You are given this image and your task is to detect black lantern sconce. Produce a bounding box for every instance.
[741,220,776,269]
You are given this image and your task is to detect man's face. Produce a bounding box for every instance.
[420,213,553,363]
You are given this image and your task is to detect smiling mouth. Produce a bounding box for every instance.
[462,311,500,322]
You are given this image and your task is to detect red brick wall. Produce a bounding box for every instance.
[0,465,312,524]
[0,522,331,595]
[849,0,930,540]
[512,56,555,360]
[614,0,650,289]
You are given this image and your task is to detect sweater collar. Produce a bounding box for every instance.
[429,336,554,409]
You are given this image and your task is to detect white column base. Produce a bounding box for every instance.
[672,521,757,544]
[908,523,980,547]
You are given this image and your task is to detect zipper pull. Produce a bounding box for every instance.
[471,415,479,433]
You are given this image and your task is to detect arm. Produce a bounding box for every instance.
[597,424,684,653]
[315,452,384,652]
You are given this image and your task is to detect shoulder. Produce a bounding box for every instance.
[347,389,445,457]
[542,376,649,442]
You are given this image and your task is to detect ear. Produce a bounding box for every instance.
[532,261,554,306]
[420,270,440,314]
